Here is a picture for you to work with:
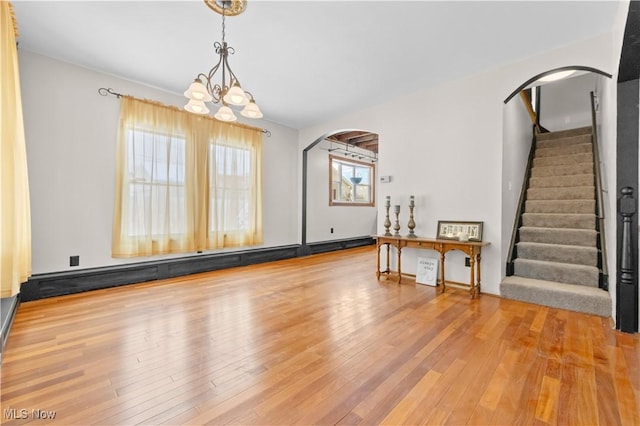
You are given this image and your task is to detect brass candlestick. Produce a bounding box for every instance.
[407,196,416,238]
[384,196,392,236]
[393,205,401,236]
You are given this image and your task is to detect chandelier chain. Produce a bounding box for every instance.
[221,2,226,43]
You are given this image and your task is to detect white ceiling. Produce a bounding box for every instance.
[12,1,621,129]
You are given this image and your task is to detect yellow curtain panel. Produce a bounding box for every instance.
[1,1,32,297]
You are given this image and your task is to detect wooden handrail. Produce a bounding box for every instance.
[519,91,541,134]
[590,91,608,290]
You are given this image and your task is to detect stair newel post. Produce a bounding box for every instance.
[618,187,638,332]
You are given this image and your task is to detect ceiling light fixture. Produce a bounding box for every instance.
[184,0,262,122]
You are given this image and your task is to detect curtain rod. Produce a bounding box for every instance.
[98,87,271,137]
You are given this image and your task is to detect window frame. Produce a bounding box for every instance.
[329,154,376,207]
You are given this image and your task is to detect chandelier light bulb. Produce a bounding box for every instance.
[214,105,237,122]
[223,84,249,106]
[184,99,210,115]
[240,100,263,119]
[184,79,212,102]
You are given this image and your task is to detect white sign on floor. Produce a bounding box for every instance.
[416,257,438,286]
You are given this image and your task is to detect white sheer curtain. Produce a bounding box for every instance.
[1,1,32,297]
[204,120,263,248]
[112,97,263,257]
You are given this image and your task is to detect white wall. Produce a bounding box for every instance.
[595,1,630,324]
[19,50,299,274]
[501,97,534,267]
[298,33,616,296]
[540,73,599,131]
[306,139,377,242]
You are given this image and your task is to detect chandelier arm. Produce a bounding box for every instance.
[222,51,241,88]
[243,90,255,101]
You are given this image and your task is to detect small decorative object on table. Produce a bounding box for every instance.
[407,195,417,238]
[393,205,401,236]
[436,220,483,242]
[384,196,392,236]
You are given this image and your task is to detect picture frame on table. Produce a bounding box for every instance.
[436,220,483,242]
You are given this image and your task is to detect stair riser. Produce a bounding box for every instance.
[536,127,592,141]
[530,164,593,177]
[525,200,595,214]
[527,186,594,200]
[517,243,598,266]
[536,143,592,157]
[513,259,599,287]
[519,228,596,247]
[533,153,593,167]
[529,174,594,188]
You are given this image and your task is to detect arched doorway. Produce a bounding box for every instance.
[301,130,378,248]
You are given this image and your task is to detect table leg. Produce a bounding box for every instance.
[440,251,446,293]
[397,245,403,284]
[469,252,476,298]
[477,252,482,295]
[376,243,381,280]
[386,244,390,274]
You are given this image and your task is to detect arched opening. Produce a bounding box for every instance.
[503,65,611,104]
[301,129,379,248]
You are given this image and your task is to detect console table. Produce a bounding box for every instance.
[375,235,489,298]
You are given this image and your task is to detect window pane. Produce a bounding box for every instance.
[125,129,186,237]
[209,144,252,233]
[355,185,370,202]
[355,166,370,184]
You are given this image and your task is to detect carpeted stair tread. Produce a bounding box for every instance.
[535,142,592,157]
[533,152,593,167]
[516,242,598,266]
[530,163,593,177]
[527,186,594,200]
[537,134,592,149]
[525,199,595,214]
[529,174,594,188]
[536,126,592,141]
[500,276,610,317]
[519,226,596,247]
[521,213,595,229]
[513,258,599,287]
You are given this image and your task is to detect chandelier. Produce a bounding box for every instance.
[183,0,263,122]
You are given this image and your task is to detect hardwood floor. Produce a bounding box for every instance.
[1,246,638,425]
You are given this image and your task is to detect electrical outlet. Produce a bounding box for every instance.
[465,257,470,267]
[70,255,79,267]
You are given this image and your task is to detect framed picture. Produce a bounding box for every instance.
[436,220,483,242]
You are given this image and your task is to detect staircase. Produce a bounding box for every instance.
[501,126,611,317]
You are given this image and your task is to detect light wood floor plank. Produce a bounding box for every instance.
[1,246,638,425]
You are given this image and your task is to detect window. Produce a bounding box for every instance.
[112,96,263,257]
[329,155,375,206]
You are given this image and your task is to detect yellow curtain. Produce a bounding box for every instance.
[112,97,263,257]
[1,1,32,297]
